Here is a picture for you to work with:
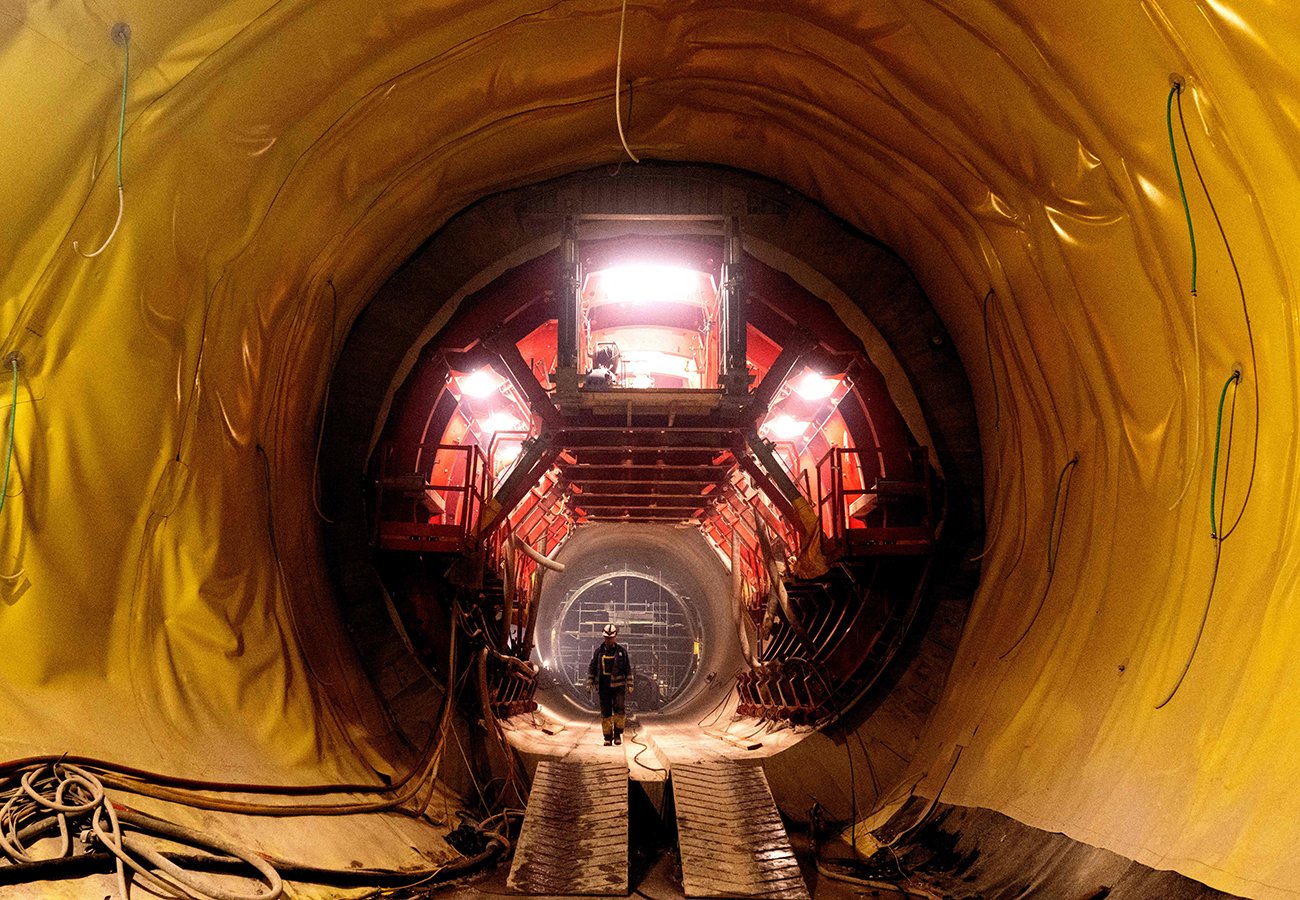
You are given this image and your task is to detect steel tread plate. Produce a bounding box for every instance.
[672,762,809,899]
[507,760,629,895]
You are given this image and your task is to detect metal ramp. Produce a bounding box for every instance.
[672,761,809,899]
[508,759,628,895]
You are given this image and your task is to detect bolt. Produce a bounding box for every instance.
[111,22,131,45]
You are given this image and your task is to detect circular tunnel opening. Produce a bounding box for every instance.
[527,524,744,723]
[548,570,701,712]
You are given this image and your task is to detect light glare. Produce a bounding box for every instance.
[795,372,838,400]
[600,265,700,305]
[766,414,809,440]
[482,411,523,434]
[458,369,498,398]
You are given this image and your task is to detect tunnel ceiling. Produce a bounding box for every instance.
[3,2,1300,898]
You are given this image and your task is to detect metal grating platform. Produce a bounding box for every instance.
[507,759,629,895]
[672,762,809,899]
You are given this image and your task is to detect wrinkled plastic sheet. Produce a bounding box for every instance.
[2,2,1299,898]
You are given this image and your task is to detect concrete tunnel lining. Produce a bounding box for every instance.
[2,2,1298,897]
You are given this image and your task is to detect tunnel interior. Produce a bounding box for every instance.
[2,2,1298,898]
[357,181,959,755]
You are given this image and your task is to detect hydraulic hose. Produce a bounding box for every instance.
[731,534,759,669]
[500,538,520,651]
[754,514,812,651]
[513,536,565,572]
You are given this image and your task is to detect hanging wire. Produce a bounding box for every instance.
[1208,370,1240,538]
[75,27,130,258]
[1176,84,1258,540]
[969,288,1004,562]
[312,279,339,523]
[1164,79,1204,512]
[1157,371,1240,709]
[880,744,964,849]
[1166,80,1196,295]
[614,0,640,163]
[998,453,1079,660]
[0,357,16,516]
[980,289,1001,432]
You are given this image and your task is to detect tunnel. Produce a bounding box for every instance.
[1,3,1296,899]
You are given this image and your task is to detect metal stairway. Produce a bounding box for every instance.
[507,759,629,895]
[672,761,810,899]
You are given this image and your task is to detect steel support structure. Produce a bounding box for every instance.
[719,216,750,396]
[554,216,581,400]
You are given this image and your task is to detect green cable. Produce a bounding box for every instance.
[116,36,129,188]
[0,358,16,517]
[1209,370,1240,538]
[1167,82,1197,295]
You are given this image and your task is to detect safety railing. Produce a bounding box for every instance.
[816,445,934,557]
[373,442,489,553]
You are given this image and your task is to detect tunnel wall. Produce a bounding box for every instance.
[2,3,1299,897]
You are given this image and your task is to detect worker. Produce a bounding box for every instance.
[587,623,631,745]
[583,343,620,390]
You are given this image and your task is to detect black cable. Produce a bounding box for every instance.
[311,278,339,523]
[843,716,857,858]
[883,745,964,849]
[776,655,862,858]
[998,454,1079,660]
[627,731,667,776]
[696,668,746,728]
[0,835,507,889]
[1176,87,1258,540]
[981,288,1001,432]
[1156,375,1239,709]
[853,729,881,799]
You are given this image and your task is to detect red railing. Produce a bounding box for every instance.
[816,445,934,556]
[373,442,490,552]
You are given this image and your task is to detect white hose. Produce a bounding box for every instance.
[512,536,565,571]
[73,185,124,257]
[614,0,640,163]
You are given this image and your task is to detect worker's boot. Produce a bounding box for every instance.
[613,730,622,745]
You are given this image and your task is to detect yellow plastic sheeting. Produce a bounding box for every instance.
[1,1,1299,897]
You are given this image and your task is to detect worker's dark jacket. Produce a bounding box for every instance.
[588,642,631,690]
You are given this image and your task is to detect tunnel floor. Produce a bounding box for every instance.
[461,704,928,900]
[499,699,813,783]
[430,835,919,900]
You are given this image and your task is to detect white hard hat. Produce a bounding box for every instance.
[602,623,618,637]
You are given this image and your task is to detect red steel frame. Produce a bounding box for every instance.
[816,445,934,556]
[373,442,490,552]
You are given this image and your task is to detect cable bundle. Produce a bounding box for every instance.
[0,762,281,899]
[0,615,518,895]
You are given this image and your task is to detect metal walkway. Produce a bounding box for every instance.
[672,761,809,899]
[507,759,629,895]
